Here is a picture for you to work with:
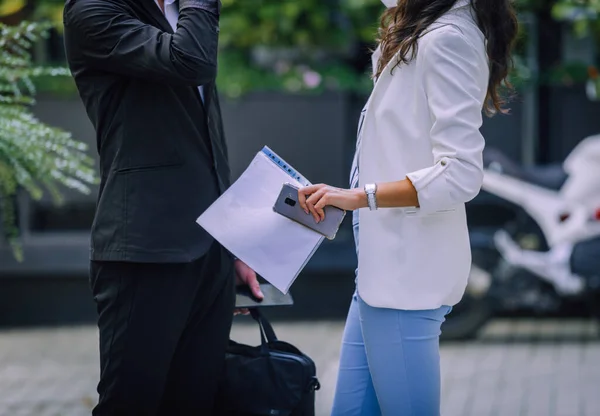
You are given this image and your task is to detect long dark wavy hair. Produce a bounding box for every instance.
[375,0,518,116]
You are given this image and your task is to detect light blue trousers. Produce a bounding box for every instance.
[330,292,451,416]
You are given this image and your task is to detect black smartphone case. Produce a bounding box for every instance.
[235,283,294,308]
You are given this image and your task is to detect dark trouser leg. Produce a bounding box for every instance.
[90,243,235,416]
[159,247,235,414]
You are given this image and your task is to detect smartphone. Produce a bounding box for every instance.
[235,283,294,308]
[273,182,346,240]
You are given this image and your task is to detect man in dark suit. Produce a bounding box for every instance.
[63,0,263,414]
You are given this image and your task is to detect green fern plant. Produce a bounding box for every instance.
[0,20,96,260]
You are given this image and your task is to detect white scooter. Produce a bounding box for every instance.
[487,134,600,295]
[441,134,600,341]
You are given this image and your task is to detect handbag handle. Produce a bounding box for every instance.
[249,309,278,351]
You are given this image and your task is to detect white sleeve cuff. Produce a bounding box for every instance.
[406,157,454,215]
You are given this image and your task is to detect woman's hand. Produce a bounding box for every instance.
[298,184,366,223]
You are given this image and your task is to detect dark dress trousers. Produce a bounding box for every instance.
[63,0,235,414]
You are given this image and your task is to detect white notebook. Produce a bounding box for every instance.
[197,147,324,294]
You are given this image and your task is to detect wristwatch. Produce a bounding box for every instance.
[364,183,378,211]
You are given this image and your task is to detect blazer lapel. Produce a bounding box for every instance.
[126,0,174,33]
[203,82,215,110]
[126,0,213,141]
[135,0,207,112]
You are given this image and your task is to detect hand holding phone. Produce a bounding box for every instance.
[273,183,346,240]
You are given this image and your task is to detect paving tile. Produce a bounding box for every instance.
[465,377,497,416]
[523,379,554,416]
[441,379,471,416]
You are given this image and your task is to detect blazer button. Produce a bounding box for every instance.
[440,160,447,166]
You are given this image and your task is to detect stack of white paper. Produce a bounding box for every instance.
[197,147,324,294]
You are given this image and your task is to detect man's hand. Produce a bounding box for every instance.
[234,259,263,316]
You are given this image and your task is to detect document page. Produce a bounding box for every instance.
[197,151,324,293]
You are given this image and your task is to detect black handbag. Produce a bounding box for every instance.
[215,309,321,416]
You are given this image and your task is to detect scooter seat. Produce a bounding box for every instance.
[570,236,600,282]
[483,148,568,191]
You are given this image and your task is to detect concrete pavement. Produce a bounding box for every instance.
[0,318,598,416]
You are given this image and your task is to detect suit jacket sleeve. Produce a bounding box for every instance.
[405,28,487,214]
[63,0,220,86]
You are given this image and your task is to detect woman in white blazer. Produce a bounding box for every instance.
[298,0,518,414]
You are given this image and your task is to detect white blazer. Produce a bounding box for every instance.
[356,0,488,310]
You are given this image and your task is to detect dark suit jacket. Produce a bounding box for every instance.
[63,0,229,263]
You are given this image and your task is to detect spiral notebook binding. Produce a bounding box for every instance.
[261,146,311,187]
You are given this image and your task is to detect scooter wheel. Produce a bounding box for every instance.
[440,248,497,341]
[440,293,493,341]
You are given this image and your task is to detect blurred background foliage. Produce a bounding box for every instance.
[0,0,598,98]
[0,20,96,258]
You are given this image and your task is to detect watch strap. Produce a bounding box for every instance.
[365,183,378,211]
